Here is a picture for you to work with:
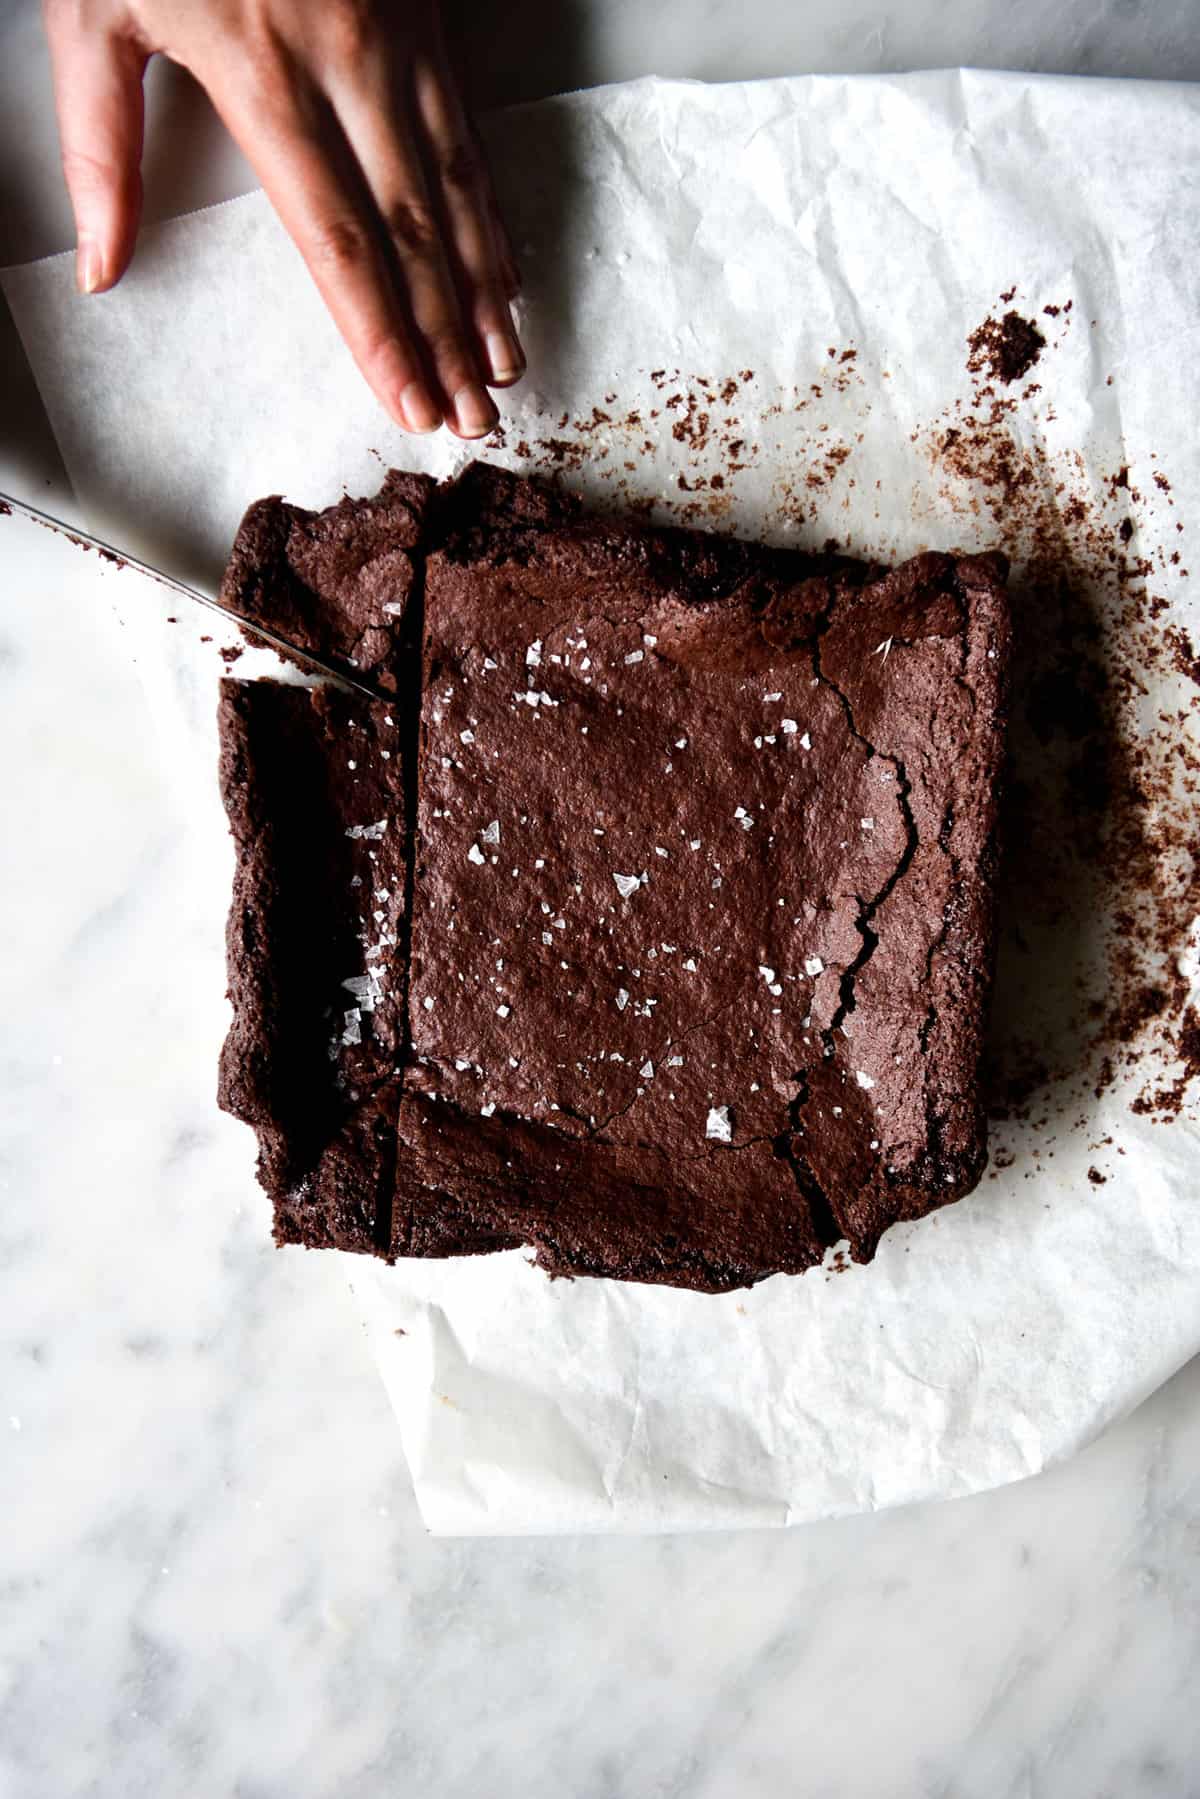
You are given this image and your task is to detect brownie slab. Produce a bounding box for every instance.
[216,464,1010,1291]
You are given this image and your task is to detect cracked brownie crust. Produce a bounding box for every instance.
[217,465,1010,1292]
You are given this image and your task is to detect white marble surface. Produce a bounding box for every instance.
[4,2,1200,1793]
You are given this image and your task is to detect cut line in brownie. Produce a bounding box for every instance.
[217,464,1010,1292]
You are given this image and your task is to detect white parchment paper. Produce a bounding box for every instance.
[6,71,1199,1533]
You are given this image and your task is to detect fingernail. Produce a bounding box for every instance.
[486,331,525,385]
[76,239,102,295]
[453,383,499,438]
[400,381,441,433]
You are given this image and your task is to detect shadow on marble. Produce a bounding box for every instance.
[447,0,596,108]
[446,0,1200,96]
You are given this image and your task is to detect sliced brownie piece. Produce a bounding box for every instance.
[217,674,522,1261]
[218,468,435,693]
[217,678,409,1253]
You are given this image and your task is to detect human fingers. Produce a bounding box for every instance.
[43,6,148,294]
[327,54,499,438]
[210,69,445,434]
[424,28,521,301]
[412,43,524,388]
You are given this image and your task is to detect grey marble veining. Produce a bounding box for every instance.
[3,0,1200,1792]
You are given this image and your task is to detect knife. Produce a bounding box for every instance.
[0,489,385,704]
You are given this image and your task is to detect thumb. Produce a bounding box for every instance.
[44,16,147,293]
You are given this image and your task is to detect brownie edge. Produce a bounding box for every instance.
[216,677,409,1254]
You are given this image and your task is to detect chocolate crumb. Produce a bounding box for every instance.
[926,345,1199,1133]
[967,310,1047,386]
[1165,625,1200,687]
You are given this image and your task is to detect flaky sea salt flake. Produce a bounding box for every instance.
[705,1105,733,1143]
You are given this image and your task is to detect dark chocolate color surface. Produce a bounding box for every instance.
[217,679,409,1254]
[217,465,1009,1291]
[218,469,434,692]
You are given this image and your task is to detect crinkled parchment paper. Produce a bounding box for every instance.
[6,71,1198,1533]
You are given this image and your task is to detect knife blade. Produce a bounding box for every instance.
[0,489,386,704]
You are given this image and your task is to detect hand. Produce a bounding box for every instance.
[42,0,524,438]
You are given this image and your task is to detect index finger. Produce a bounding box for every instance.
[43,11,148,293]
